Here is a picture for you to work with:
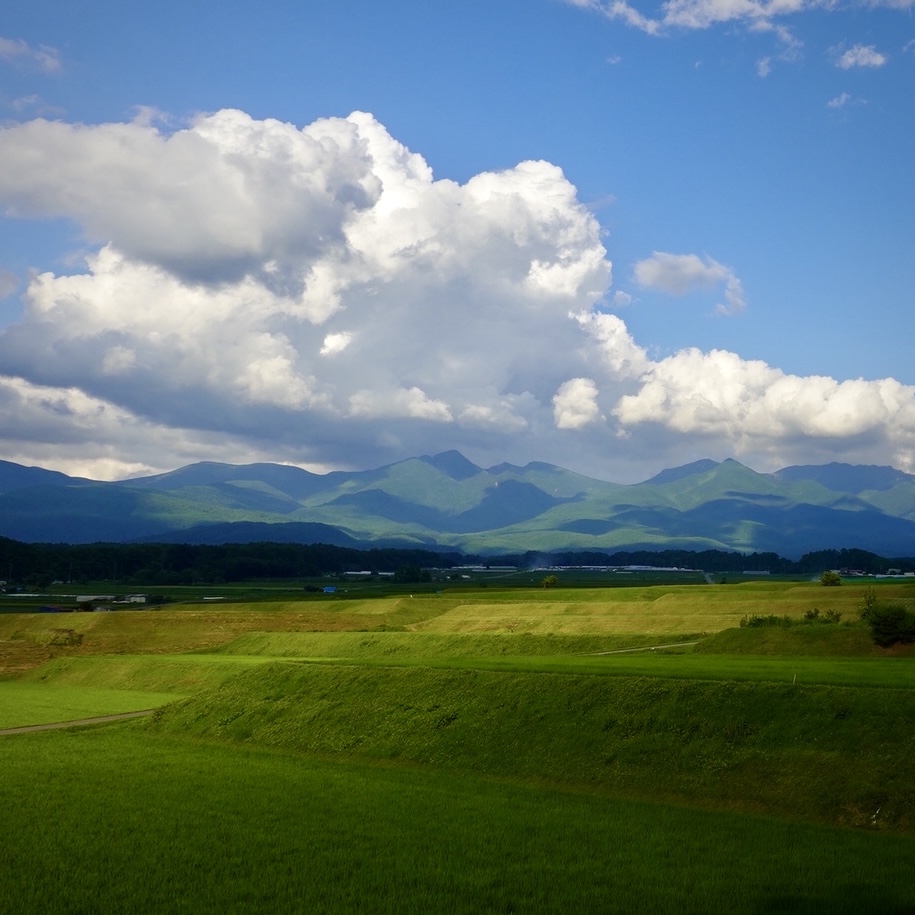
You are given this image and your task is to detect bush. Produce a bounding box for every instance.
[866,602,915,648]
[803,608,843,624]
[820,571,842,587]
[740,614,793,628]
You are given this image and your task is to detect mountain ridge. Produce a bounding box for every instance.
[1,453,914,557]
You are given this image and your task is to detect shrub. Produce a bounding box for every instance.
[803,608,843,624]
[860,587,879,622]
[866,602,915,648]
[740,614,793,628]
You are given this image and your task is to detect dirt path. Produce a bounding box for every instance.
[0,709,155,736]
[582,641,700,656]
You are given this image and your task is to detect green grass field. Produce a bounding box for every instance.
[1,578,914,912]
[2,727,914,915]
[0,682,178,728]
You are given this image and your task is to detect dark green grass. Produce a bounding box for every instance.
[149,663,915,832]
[1,727,913,915]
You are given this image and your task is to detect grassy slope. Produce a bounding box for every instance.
[148,661,915,832]
[696,622,915,657]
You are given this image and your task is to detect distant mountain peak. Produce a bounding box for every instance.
[419,451,481,481]
[641,459,721,486]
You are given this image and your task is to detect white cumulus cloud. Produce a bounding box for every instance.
[553,377,602,429]
[611,348,915,470]
[1,108,915,481]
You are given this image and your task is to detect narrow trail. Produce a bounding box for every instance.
[582,641,700,656]
[0,709,155,736]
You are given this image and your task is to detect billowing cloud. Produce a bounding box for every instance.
[553,378,602,429]
[1,108,915,482]
[0,109,610,472]
[612,348,915,471]
[633,251,746,315]
[836,44,887,69]
[0,35,61,73]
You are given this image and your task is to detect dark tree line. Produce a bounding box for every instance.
[1,536,912,588]
[518,548,913,575]
[0,537,465,587]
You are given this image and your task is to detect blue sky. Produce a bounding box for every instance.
[0,0,913,482]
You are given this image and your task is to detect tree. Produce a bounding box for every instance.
[540,574,558,589]
[819,570,842,587]
[393,565,430,584]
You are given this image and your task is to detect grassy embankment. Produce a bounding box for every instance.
[1,579,914,912]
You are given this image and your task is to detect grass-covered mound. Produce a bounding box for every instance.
[696,622,915,657]
[148,662,915,832]
[697,623,878,656]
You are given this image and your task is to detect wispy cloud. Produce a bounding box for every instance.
[633,251,747,316]
[827,92,858,109]
[835,44,887,69]
[0,35,61,73]
[566,0,911,48]
[566,0,810,36]
[0,269,19,299]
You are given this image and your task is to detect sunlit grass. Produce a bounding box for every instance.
[0,683,178,729]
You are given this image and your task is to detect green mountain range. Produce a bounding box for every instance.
[2,451,915,557]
